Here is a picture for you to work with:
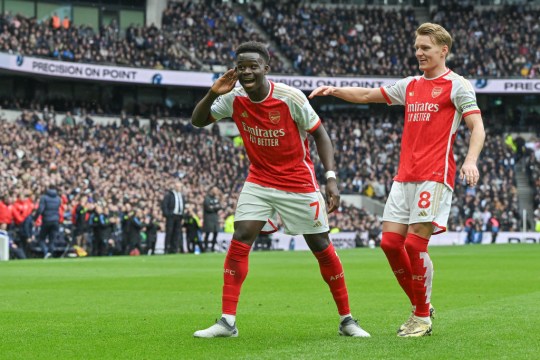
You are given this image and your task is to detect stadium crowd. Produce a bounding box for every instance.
[0,104,523,258]
[526,138,540,232]
[0,1,288,73]
[161,1,290,73]
[248,3,420,77]
[0,1,537,78]
[433,2,540,78]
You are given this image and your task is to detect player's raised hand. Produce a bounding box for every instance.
[459,160,480,186]
[210,69,238,95]
[326,179,340,214]
[308,86,336,99]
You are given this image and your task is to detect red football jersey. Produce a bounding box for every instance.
[381,69,481,190]
[211,81,321,193]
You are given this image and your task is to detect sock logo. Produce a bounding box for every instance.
[412,274,424,281]
[330,272,344,281]
[224,269,236,276]
[393,268,405,275]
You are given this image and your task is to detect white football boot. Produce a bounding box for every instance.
[193,317,239,338]
[338,316,371,337]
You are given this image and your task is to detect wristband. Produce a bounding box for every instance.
[325,171,336,180]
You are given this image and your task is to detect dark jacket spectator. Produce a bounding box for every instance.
[203,186,221,233]
[36,188,61,223]
[35,186,61,258]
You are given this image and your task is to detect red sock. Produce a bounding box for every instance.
[404,233,432,317]
[380,232,414,305]
[313,243,350,316]
[222,239,251,315]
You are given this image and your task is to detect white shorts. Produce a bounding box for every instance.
[382,181,452,235]
[235,182,329,235]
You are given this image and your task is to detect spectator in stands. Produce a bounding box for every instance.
[0,101,520,255]
[62,16,70,30]
[202,186,222,253]
[183,204,203,254]
[34,181,61,258]
[126,208,144,255]
[489,215,500,244]
[161,180,185,254]
[51,13,60,30]
[90,203,108,256]
[0,2,536,78]
[143,209,160,255]
[73,195,90,250]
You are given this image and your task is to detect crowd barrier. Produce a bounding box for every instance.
[154,231,540,254]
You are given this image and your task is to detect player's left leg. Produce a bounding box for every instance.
[398,222,433,337]
[274,188,370,337]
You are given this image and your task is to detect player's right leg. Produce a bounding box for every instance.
[194,183,270,338]
[193,227,259,338]
[380,182,416,304]
[193,223,261,338]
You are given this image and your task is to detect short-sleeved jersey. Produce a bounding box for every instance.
[380,69,481,190]
[210,81,321,193]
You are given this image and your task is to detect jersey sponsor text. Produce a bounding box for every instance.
[241,121,285,147]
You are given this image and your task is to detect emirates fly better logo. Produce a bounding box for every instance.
[407,102,440,122]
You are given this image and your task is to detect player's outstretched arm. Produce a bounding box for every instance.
[192,69,238,128]
[459,113,485,187]
[311,124,340,213]
[308,86,387,104]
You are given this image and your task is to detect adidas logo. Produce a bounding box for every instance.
[313,220,322,228]
[240,111,248,118]
[418,210,428,217]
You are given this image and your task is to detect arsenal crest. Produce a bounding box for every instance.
[432,87,442,98]
[268,111,281,125]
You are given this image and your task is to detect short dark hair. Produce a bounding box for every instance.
[235,41,270,64]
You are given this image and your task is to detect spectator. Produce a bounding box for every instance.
[51,12,60,29]
[161,180,185,254]
[489,215,500,244]
[62,16,70,30]
[90,204,108,256]
[202,186,222,253]
[183,204,203,254]
[34,182,61,258]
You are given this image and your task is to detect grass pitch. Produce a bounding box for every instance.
[1,244,539,359]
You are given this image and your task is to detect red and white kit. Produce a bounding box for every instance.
[211,81,328,234]
[380,69,481,232]
[381,69,480,190]
[211,80,321,193]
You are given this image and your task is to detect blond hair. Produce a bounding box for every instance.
[416,23,453,54]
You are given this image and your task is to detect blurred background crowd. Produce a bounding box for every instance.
[0,0,538,259]
[1,105,537,259]
[0,1,537,77]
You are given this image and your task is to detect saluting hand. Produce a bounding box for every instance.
[210,69,238,95]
